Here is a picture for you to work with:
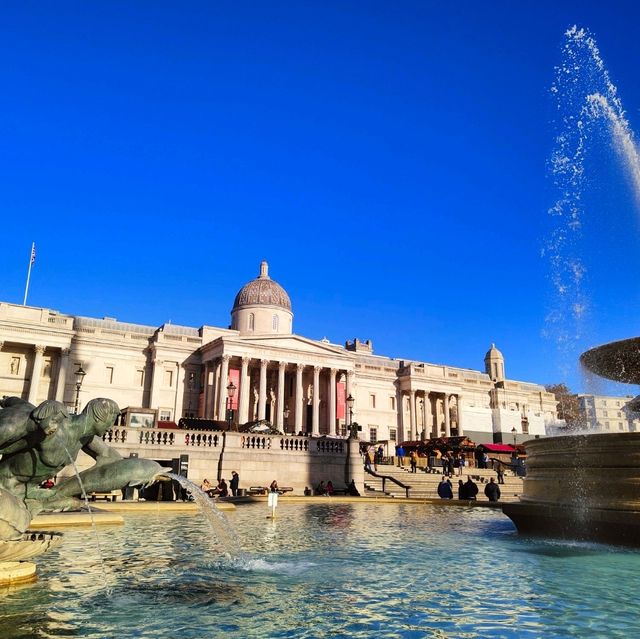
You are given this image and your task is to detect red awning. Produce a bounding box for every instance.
[481,443,515,452]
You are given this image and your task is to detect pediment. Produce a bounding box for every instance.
[236,334,351,359]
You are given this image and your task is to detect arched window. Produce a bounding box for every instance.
[272,314,279,331]
[248,313,255,331]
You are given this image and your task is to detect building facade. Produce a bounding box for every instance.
[0,261,558,447]
[576,394,640,432]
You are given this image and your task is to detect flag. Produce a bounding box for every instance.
[30,243,36,264]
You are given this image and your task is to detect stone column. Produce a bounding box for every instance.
[217,355,230,421]
[55,348,70,402]
[312,366,321,436]
[174,363,186,421]
[258,359,268,421]
[444,393,451,437]
[425,393,434,437]
[397,390,405,442]
[457,395,463,436]
[149,357,163,410]
[202,362,211,418]
[295,363,304,433]
[409,390,417,440]
[28,345,46,404]
[239,357,250,424]
[329,368,337,436]
[277,361,286,431]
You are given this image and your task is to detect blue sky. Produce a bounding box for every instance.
[2,1,640,393]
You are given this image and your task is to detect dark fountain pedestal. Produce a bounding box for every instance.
[503,337,640,547]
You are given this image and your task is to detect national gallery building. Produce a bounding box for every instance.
[0,261,558,447]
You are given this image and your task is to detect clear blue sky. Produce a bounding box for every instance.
[1,1,640,394]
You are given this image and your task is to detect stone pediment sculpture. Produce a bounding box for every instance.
[0,396,169,546]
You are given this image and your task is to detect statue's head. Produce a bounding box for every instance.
[82,398,120,436]
[32,401,69,436]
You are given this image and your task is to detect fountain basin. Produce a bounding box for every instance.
[580,336,640,384]
[503,433,640,545]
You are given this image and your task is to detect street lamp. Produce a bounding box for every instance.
[73,365,86,414]
[226,381,236,430]
[283,405,290,432]
[346,394,356,438]
[511,426,517,448]
[419,398,425,440]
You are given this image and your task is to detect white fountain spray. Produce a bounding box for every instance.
[544,25,640,382]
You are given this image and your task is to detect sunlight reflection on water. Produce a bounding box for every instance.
[1,502,639,638]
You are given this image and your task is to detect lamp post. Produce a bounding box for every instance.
[419,398,425,440]
[73,365,86,415]
[226,381,236,430]
[511,426,517,448]
[346,394,355,438]
[283,405,290,433]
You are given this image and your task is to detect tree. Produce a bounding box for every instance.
[545,383,583,428]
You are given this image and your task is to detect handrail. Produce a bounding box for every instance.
[365,468,412,498]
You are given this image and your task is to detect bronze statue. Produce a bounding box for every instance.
[0,396,168,540]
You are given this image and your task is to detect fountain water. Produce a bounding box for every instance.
[505,27,640,546]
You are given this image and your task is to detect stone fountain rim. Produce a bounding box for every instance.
[580,336,640,384]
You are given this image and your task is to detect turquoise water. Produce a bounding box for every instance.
[1,502,639,638]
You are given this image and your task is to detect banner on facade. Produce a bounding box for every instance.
[228,368,240,410]
[336,381,345,419]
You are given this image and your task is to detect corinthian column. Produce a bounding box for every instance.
[217,355,230,420]
[295,363,304,433]
[444,394,451,437]
[28,345,46,404]
[276,361,286,431]
[258,359,268,421]
[409,390,417,440]
[239,356,250,424]
[312,365,321,436]
[55,348,70,402]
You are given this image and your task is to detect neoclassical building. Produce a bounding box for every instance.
[0,261,558,446]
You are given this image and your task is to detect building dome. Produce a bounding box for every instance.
[232,261,291,312]
[231,261,293,335]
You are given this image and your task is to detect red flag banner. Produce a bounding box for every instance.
[336,381,346,419]
[228,369,240,410]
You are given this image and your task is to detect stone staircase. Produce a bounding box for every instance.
[363,464,524,502]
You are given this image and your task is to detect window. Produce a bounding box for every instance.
[605,421,610,429]
[390,397,396,410]
[603,411,608,417]
[272,314,279,331]
[369,427,377,443]
[390,428,397,442]
[618,422,624,430]
[164,370,173,387]
[106,366,114,384]
[248,313,255,331]
[159,410,171,421]
[137,369,145,387]
[370,394,376,409]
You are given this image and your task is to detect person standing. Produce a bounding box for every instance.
[484,477,501,502]
[230,471,240,496]
[495,461,505,485]
[410,450,418,473]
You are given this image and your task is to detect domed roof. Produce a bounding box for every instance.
[484,343,504,359]
[232,261,291,312]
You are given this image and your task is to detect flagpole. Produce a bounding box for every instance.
[23,242,35,306]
